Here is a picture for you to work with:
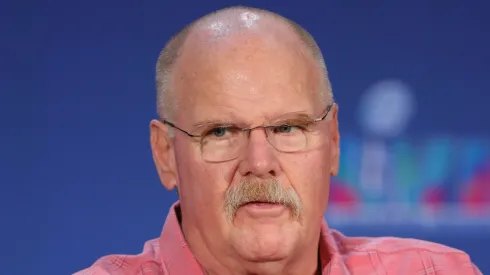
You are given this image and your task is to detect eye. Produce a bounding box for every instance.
[209,127,229,137]
[273,124,300,134]
[204,126,240,138]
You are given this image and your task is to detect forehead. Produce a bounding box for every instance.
[172,27,324,126]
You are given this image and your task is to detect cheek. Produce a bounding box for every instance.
[174,142,234,212]
[283,149,331,212]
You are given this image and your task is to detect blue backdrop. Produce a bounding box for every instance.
[2,0,489,274]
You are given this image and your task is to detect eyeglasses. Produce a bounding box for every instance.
[162,103,334,162]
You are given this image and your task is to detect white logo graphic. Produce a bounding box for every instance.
[359,79,416,138]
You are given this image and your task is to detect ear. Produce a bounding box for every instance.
[150,119,178,191]
[329,104,340,176]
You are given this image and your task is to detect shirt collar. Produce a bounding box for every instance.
[159,202,204,274]
[319,220,351,275]
[159,201,349,275]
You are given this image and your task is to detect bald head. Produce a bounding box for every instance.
[156,6,332,120]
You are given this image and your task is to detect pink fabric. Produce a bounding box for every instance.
[74,202,481,275]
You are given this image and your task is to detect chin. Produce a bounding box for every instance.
[231,224,297,262]
[238,238,293,262]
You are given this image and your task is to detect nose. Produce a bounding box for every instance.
[237,128,280,177]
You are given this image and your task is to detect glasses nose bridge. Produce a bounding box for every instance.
[243,125,275,147]
[246,124,275,136]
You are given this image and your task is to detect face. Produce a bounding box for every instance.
[150,30,340,264]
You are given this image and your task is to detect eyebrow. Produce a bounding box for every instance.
[190,111,315,129]
[272,112,314,121]
[191,119,241,129]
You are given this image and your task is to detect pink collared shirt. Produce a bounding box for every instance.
[74,202,482,275]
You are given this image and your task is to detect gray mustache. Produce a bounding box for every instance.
[223,177,302,222]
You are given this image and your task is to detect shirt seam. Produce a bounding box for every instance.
[345,247,470,255]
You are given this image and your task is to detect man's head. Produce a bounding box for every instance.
[150,6,340,274]
[155,6,332,121]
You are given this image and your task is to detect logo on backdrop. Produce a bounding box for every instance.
[326,78,490,227]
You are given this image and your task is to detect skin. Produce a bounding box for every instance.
[150,11,340,275]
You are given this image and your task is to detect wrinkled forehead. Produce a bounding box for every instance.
[172,18,325,126]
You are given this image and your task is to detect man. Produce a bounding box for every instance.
[75,6,481,275]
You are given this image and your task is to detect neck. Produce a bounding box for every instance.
[205,261,319,275]
[182,220,322,275]
[201,247,320,275]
